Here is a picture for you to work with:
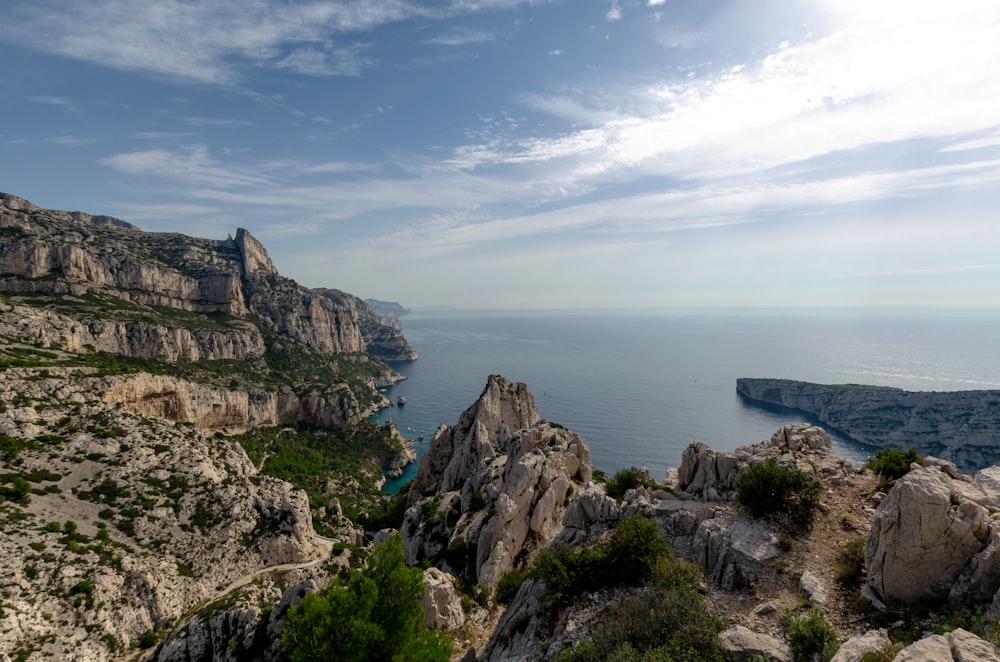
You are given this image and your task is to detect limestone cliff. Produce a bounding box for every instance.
[0,192,416,426]
[0,191,414,368]
[737,377,1000,470]
[401,375,592,587]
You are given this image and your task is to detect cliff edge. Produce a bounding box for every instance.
[737,377,1000,471]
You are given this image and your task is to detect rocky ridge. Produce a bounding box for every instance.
[0,191,415,368]
[737,377,1000,470]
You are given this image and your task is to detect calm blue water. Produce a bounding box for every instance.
[372,309,1000,491]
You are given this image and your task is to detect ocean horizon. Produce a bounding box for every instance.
[371,307,1000,491]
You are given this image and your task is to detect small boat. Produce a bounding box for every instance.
[397,396,407,406]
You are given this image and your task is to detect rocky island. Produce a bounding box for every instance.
[4,193,1000,660]
[737,377,1000,471]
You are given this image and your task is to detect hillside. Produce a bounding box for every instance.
[0,193,418,659]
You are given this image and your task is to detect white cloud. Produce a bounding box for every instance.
[0,0,531,84]
[100,146,274,189]
[427,28,497,46]
[29,96,77,109]
[606,2,622,22]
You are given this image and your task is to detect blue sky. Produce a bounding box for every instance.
[2,1,999,309]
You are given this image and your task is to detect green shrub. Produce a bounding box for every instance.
[469,489,486,511]
[137,630,159,649]
[835,535,867,587]
[0,475,31,504]
[532,515,673,607]
[782,608,839,662]
[496,568,528,605]
[558,585,726,662]
[734,459,822,532]
[605,467,657,501]
[281,534,452,662]
[866,448,923,488]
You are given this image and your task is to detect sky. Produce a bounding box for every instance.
[1,0,999,310]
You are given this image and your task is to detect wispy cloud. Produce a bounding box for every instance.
[606,2,622,22]
[0,0,534,85]
[29,95,78,110]
[100,146,275,189]
[426,28,497,46]
[276,44,375,76]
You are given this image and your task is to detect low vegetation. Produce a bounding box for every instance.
[866,448,924,489]
[547,515,727,661]
[734,458,823,532]
[835,535,867,587]
[782,607,839,661]
[234,421,404,530]
[605,466,659,501]
[281,534,452,662]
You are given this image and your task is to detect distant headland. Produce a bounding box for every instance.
[737,377,1000,471]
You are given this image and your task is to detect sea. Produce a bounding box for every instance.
[370,308,1000,492]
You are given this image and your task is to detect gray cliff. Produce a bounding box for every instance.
[0,192,415,366]
[737,377,1000,470]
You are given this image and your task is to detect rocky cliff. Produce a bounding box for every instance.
[0,192,415,367]
[737,377,1000,471]
[402,375,593,587]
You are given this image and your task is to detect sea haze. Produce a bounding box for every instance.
[372,309,1000,491]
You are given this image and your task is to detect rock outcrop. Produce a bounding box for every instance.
[864,459,1000,609]
[737,378,1000,471]
[402,376,592,587]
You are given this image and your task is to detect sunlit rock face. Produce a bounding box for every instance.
[401,375,593,587]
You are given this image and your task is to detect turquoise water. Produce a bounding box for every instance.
[372,309,1000,491]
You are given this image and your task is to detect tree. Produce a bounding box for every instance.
[282,534,451,662]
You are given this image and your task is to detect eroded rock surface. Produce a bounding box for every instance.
[402,376,592,587]
[864,461,1000,606]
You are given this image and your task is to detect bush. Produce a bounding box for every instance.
[0,475,31,504]
[782,608,839,661]
[835,535,866,586]
[532,515,674,607]
[281,534,452,662]
[605,467,657,501]
[495,568,527,605]
[469,489,486,512]
[734,459,822,532]
[558,585,727,662]
[866,448,923,488]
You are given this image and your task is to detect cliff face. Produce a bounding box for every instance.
[736,378,1000,471]
[0,192,414,364]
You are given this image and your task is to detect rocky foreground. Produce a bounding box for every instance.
[737,377,1000,471]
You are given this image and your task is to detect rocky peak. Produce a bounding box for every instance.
[402,375,592,587]
[235,228,277,277]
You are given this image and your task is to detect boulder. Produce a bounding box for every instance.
[830,628,890,662]
[421,568,466,631]
[693,518,780,590]
[894,628,1000,661]
[865,463,994,605]
[719,625,793,662]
